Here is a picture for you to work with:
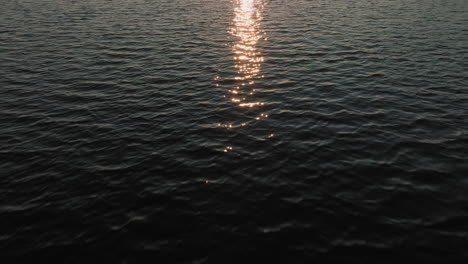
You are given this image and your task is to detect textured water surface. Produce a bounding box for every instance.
[1,0,468,262]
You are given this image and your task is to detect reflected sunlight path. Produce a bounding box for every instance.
[216,0,272,153]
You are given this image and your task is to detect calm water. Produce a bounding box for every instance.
[1,0,468,262]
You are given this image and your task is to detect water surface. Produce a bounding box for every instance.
[1,0,468,262]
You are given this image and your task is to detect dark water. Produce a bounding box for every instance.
[1,0,468,262]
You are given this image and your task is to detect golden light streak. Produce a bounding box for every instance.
[215,0,273,152]
[228,0,265,108]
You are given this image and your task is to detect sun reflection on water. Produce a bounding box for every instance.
[216,0,272,152]
[229,0,265,106]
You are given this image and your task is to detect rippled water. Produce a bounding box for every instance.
[1,0,468,262]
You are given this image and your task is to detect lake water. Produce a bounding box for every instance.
[1,0,468,262]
